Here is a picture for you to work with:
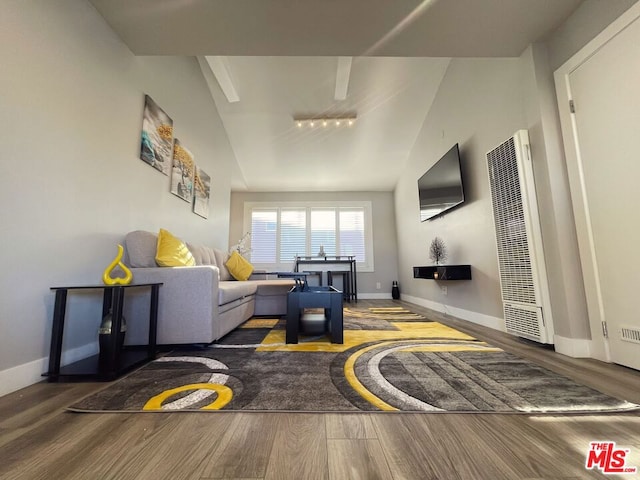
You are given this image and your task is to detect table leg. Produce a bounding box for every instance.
[352,259,358,302]
[104,286,125,379]
[148,284,159,359]
[330,293,343,344]
[47,289,68,381]
[286,293,299,344]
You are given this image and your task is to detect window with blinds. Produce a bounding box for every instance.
[245,202,374,272]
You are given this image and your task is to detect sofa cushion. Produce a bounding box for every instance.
[225,251,254,281]
[218,281,257,306]
[155,229,196,267]
[214,248,233,281]
[187,243,217,266]
[125,230,158,268]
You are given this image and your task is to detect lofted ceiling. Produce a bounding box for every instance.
[89,0,584,192]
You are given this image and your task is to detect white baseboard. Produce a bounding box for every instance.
[359,292,393,300]
[0,342,98,398]
[401,294,506,332]
[0,357,49,398]
[553,335,592,358]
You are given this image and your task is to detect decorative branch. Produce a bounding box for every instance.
[429,237,448,265]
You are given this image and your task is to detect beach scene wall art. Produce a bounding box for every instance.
[140,95,174,175]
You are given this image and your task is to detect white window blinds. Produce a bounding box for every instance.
[250,210,277,263]
[280,209,306,263]
[245,202,373,271]
[339,209,365,262]
[311,209,336,257]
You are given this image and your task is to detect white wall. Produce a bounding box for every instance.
[0,0,236,395]
[230,191,398,297]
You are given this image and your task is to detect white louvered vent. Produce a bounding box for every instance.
[487,131,554,344]
[504,303,543,342]
[487,137,537,305]
[620,325,640,344]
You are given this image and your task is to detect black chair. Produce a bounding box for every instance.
[302,270,323,287]
[327,270,350,302]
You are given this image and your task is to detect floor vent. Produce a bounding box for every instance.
[620,325,640,344]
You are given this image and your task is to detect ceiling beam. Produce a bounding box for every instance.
[334,57,352,101]
[205,56,240,103]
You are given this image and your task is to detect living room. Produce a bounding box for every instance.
[1,0,639,402]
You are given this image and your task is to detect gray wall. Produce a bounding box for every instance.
[546,0,639,71]
[394,0,640,340]
[394,58,524,326]
[230,191,399,297]
[0,0,236,393]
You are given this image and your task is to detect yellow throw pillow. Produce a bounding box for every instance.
[225,251,254,281]
[155,229,196,267]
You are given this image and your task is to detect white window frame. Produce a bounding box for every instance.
[243,201,374,272]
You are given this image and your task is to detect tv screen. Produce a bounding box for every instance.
[418,144,465,221]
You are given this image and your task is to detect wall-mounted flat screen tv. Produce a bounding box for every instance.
[418,143,465,221]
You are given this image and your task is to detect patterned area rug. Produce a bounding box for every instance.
[69,307,639,413]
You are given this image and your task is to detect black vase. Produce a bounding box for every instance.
[392,281,400,300]
[98,310,126,370]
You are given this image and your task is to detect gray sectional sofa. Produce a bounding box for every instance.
[121,230,295,346]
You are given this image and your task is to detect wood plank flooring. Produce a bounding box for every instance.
[1,300,639,480]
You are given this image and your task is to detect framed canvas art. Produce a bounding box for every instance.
[140,95,173,175]
[193,166,211,219]
[170,138,195,203]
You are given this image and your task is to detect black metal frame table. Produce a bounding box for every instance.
[294,256,357,302]
[47,283,162,381]
[286,285,343,344]
[261,271,310,280]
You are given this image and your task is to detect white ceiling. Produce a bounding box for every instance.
[89,0,584,192]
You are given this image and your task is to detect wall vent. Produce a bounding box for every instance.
[487,130,554,344]
[620,325,640,344]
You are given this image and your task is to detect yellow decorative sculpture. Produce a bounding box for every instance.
[102,244,133,285]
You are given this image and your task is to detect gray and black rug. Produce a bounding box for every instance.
[69,307,640,413]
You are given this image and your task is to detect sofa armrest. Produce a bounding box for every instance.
[130,265,220,289]
[124,266,220,344]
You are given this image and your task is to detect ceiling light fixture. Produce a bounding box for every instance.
[294,115,357,128]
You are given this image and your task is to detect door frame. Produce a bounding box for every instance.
[554,2,640,362]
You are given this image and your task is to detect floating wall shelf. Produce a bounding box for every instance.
[413,265,472,281]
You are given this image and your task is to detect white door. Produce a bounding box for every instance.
[557,9,640,370]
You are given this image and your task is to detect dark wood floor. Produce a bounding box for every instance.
[1,300,639,480]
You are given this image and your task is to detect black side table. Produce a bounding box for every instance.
[47,283,161,381]
[286,286,343,344]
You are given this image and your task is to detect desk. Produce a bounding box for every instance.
[294,256,357,302]
[47,283,161,381]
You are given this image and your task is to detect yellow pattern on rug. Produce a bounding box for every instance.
[143,383,233,411]
[257,321,480,352]
[344,307,425,320]
[239,318,280,329]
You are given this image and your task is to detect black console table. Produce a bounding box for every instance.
[413,265,472,280]
[47,283,161,381]
[294,256,357,302]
